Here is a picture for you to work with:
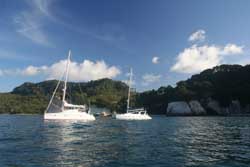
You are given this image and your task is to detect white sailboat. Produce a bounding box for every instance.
[115,68,152,120]
[44,50,95,121]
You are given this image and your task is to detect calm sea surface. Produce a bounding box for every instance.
[0,115,250,167]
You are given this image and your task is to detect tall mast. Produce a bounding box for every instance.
[62,50,71,106]
[126,68,132,113]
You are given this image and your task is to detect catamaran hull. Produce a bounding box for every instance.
[115,113,152,120]
[44,110,95,121]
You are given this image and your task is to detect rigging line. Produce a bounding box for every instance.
[127,68,132,113]
[78,82,85,104]
[51,103,62,109]
[78,82,91,113]
[44,72,65,113]
[67,81,72,103]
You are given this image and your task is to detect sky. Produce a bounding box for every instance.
[0,0,250,92]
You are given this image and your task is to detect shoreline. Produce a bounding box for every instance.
[1,113,250,117]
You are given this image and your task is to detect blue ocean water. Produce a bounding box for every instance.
[0,115,250,167]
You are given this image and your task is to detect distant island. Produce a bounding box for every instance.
[1,64,250,116]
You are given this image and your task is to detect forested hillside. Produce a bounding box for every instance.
[137,64,250,114]
[0,78,128,114]
[1,64,250,115]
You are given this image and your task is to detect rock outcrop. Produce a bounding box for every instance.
[167,101,192,115]
[243,104,250,114]
[206,99,240,115]
[206,99,225,115]
[189,100,206,115]
[166,99,250,116]
[228,100,241,114]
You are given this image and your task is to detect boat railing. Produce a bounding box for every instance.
[127,108,147,114]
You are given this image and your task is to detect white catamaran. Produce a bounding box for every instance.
[115,68,152,120]
[44,50,95,121]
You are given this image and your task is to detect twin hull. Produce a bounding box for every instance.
[44,109,95,121]
[115,113,152,120]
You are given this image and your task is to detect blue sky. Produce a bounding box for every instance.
[0,0,250,92]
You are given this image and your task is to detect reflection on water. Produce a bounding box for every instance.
[0,115,250,167]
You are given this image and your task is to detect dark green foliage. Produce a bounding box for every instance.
[183,64,250,106]
[0,93,47,114]
[115,97,127,113]
[137,64,250,114]
[2,78,128,114]
[137,86,175,114]
[2,64,250,115]
[83,78,128,110]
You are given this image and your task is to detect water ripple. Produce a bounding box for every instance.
[0,115,249,167]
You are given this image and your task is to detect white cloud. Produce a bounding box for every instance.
[221,44,244,55]
[152,56,160,64]
[21,65,47,76]
[32,0,51,17]
[13,0,127,51]
[47,59,121,81]
[171,44,244,74]
[0,69,21,76]
[0,59,121,81]
[142,73,161,86]
[13,0,53,46]
[122,79,136,86]
[123,71,136,86]
[14,12,50,46]
[188,29,206,42]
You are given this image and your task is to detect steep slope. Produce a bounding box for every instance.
[137,64,250,114]
[0,78,128,114]
[2,64,250,115]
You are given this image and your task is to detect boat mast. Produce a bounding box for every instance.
[126,68,132,113]
[44,79,62,113]
[62,50,71,109]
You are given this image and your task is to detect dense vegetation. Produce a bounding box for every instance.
[137,64,250,114]
[1,64,250,114]
[0,93,47,114]
[0,78,128,114]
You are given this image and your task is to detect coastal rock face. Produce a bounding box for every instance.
[167,99,249,116]
[189,100,206,115]
[243,104,250,113]
[167,101,192,115]
[206,100,222,115]
[206,99,242,115]
[228,100,241,114]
